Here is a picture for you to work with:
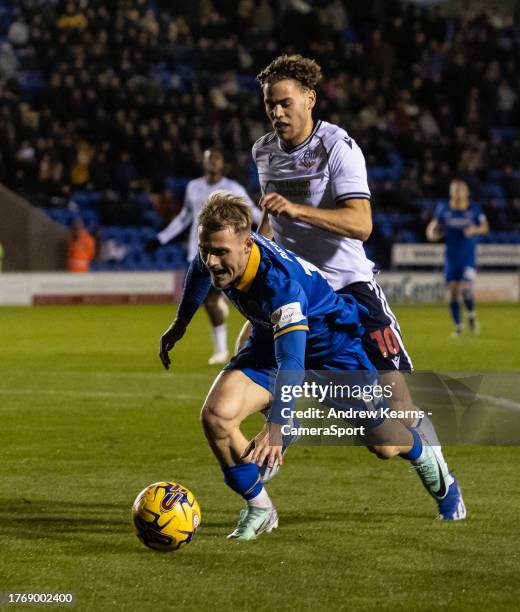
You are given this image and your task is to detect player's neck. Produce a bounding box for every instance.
[450,200,469,210]
[282,119,315,151]
[205,173,223,185]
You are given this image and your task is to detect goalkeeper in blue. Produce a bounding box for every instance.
[159,192,466,541]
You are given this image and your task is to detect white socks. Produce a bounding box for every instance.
[417,413,450,469]
[211,323,228,355]
[248,487,272,508]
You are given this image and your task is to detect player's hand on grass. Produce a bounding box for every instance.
[260,192,299,219]
[159,320,187,370]
[243,422,283,469]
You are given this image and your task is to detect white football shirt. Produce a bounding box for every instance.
[157,176,261,261]
[253,120,374,289]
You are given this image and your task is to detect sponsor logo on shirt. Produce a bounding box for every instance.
[271,302,305,332]
[300,148,318,168]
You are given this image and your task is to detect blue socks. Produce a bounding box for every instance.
[223,463,263,500]
[449,301,461,326]
[400,427,423,461]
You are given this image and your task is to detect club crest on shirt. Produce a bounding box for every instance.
[300,148,318,168]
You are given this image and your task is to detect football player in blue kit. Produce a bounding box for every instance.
[158,192,466,541]
[427,179,489,336]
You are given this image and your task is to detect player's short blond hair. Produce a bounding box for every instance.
[198,190,252,235]
[256,54,323,90]
[450,178,469,192]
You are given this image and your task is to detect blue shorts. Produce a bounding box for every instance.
[445,261,477,282]
[224,329,385,429]
[339,279,413,372]
[225,340,373,391]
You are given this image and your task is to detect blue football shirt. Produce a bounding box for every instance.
[434,201,485,268]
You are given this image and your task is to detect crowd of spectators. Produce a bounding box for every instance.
[0,0,520,251]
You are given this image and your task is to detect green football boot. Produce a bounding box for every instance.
[227,505,279,541]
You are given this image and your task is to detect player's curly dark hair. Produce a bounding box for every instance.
[256,54,323,90]
[198,191,252,235]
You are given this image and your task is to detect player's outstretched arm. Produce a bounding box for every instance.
[156,205,193,245]
[249,326,307,468]
[158,256,212,370]
[260,192,372,240]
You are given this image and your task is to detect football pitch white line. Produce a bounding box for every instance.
[4,370,213,381]
[1,387,519,413]
[0,388,202,400]
[462,392,520,413]
[412,384,520,413]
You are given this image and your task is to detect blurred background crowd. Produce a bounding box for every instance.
[0,0,519,269]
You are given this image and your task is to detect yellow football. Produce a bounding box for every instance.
[132,481,201,551]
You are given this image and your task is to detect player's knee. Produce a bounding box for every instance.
[204,289,218,305]
[200,401,233,439]
[448,287,458,301]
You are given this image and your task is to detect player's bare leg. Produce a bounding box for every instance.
[204,289,230,364]
[365,417,414,458]
[200,369,279,539]
[448,281,463,336]
[201,370,269,464]
[378,370,415,426]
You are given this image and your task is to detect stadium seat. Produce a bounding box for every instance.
[165,176,189,199]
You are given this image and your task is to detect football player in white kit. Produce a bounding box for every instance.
[150,147,261,364]
[243,54,465,520]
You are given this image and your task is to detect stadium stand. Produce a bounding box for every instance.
[0,0,519,271]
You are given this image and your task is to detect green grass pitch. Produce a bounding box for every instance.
[1,303,519,611]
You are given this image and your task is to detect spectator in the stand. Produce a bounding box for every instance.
[38,152,64,196]
[151,185,182,229]
[100,189,142,226]
[56,1,88,31]
[114,151,139,195]
[0,0,518,239]
[89,149,112,192]
[497,79,517,127]
[252,0,274,34]
[0,42,19,80]
[70,142,93,187]
[67,217,95,272]
[8,14,29,47]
